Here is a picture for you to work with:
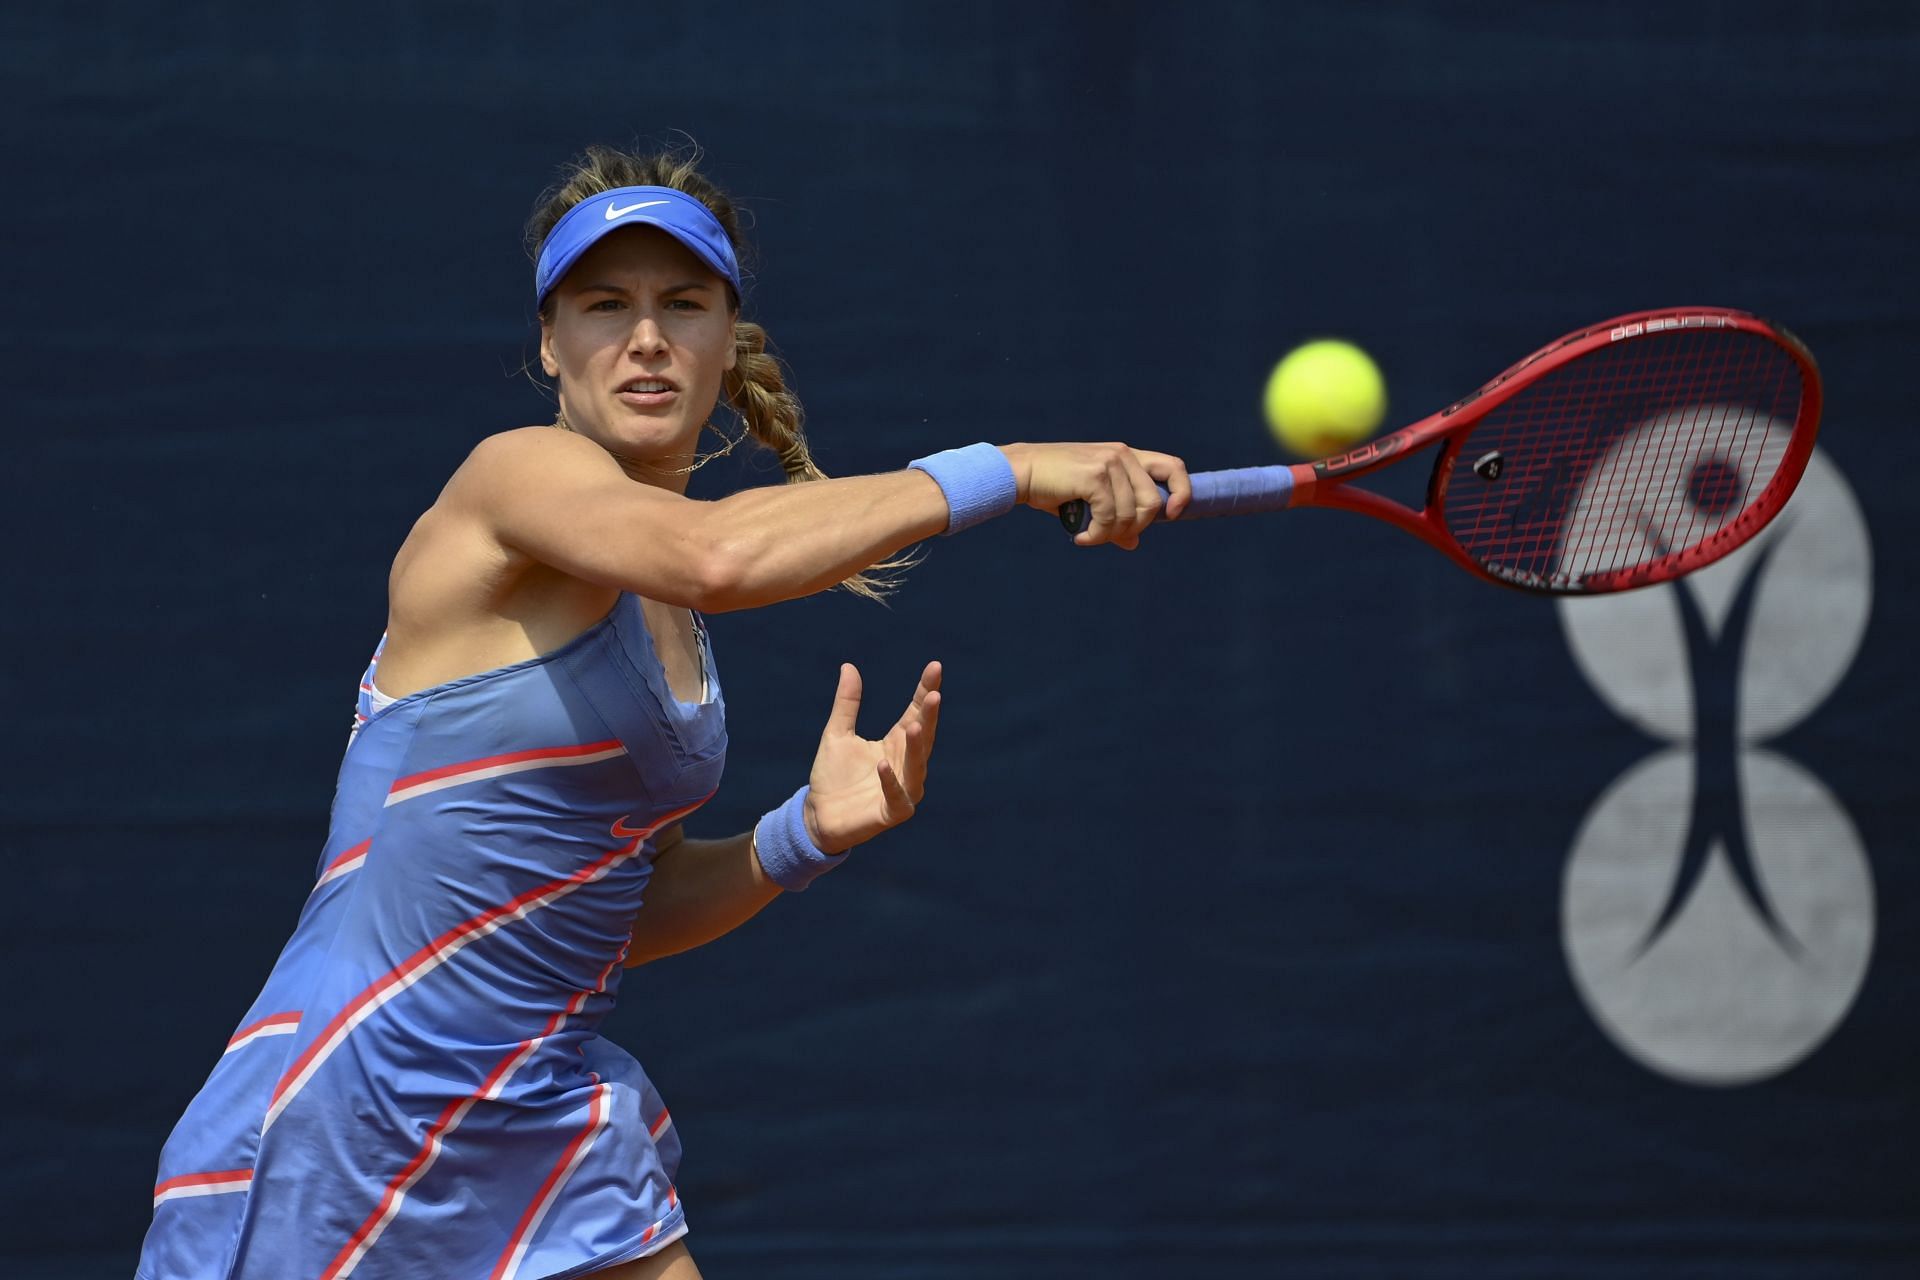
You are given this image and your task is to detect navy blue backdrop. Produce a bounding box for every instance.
[5,3,1915,1276]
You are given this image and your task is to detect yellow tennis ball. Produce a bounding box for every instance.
[1263,339,1387,458]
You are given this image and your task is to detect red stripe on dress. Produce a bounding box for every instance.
[310,838,373,893]
[317,1089,475,1279]
[153,1169,253,1205]
[319,951,629,1279]
[154,1168,252,1198]
[388,739,626,796]
[226,1011,302,1049]
[321,838,372,877]
[266,798,707,1129]
[489,1083,614,1280]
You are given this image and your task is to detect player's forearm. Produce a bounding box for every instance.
[694,469,957,612]
[624,831,780,966]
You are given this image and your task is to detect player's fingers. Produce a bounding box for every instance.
[907,660,942,713]
[876,756,917,818]
[900,710,936,785]
[897,719,931,800]
[1105,457,1139,550]
[915,688,941,755]
[1138,450,1192,520]
[824,663,863,735]
[1119,452,1164,532]
[893,669,940,743]
[1073,472,1119,547]
[1098,454,1136,552]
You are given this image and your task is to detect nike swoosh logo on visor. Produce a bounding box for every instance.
[606,199,671,219]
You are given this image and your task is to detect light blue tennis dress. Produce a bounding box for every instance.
[136,593,724,1280]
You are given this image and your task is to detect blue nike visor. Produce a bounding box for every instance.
[534,185,741,307]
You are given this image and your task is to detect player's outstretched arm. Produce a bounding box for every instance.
[624,662,943,967]
[448,428,1191,613]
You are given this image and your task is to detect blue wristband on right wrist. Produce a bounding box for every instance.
[754,786,847,892]
[908,442,1018,534]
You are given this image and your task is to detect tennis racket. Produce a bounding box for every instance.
[1059,307,1821,594]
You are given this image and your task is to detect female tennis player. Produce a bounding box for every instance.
[134,145,1190,1280]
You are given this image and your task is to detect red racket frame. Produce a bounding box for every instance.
[1279,307,1822,593]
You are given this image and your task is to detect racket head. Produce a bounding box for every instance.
[1313,308,1821,594]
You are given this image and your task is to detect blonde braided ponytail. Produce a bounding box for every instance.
[724,320,819,485]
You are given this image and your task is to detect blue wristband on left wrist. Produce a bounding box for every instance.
[754,786,848,892]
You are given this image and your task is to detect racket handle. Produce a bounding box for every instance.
[1056,465,1298,535]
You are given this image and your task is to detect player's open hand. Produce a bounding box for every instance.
[999,442,1191,550]
[804,661,941,854]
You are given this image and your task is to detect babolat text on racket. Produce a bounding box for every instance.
[1060,307,1821,594]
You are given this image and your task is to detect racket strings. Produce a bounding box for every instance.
[1578,344,1795,580]
[1576,337,1718,579]
[1600,336,1781,579]
[1441,331,1803,588]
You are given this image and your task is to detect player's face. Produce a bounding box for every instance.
[540,226,737,483]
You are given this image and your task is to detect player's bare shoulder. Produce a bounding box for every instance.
[446,424,624,515]
[435,426,629,545]
[407,428,569,568]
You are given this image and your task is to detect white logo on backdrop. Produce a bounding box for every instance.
[1556,440,1874,1086]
